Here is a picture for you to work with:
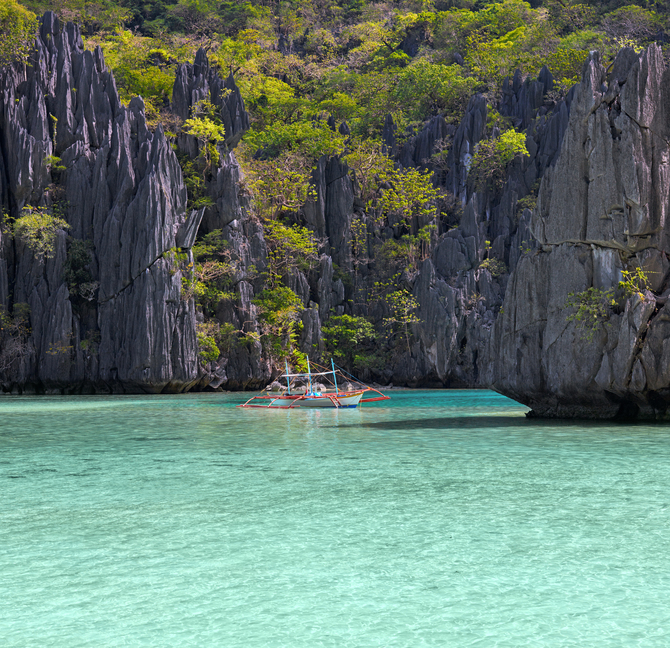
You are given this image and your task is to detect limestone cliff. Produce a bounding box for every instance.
[7,13,662,411]
[491,46,670,418]
[0,14,198,392]
[0,12,572,393]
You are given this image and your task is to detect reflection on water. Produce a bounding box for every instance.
[1,390,669,647]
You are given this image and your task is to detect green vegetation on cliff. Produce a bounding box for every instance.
[19,0,667,153]
[0,0,38,66]
[14,0,670,373]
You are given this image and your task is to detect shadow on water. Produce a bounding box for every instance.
[332,415,669,431]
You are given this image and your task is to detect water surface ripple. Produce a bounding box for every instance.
[1,390,669,647]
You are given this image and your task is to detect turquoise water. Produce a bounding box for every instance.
[1,390,669,647]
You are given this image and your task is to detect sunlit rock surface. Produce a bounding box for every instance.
[491,46,670,418]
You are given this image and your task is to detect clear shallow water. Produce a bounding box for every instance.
[1,390,669,647]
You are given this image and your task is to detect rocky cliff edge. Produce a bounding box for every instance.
[491,46,670,418]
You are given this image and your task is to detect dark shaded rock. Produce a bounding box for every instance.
[304,156,327,239]
[0,13,198,393]
[200,151,249,233]
[324,157,354,268]
[399,115,449,170]
[446,94,487,201]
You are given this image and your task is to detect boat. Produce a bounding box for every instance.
[238,359,390,409]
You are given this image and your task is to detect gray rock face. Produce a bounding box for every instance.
[111,43,570,393]
[324,157,355,268]
[447,95,487,203]
[11,14,662,412]
[500,66,553,131]
[167,48,272,390]
[394,65,574,390]
[171,49,251,236]
[0,13,198,393]
[172,48,249,149]
[491,46,670,418]
[399,115,452,171]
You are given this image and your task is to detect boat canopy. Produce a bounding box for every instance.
[279,371,334,378]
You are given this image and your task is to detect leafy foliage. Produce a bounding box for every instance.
[383,287,421,350]
[253,285,305,362]
[177,152,214,209]
[374,225,436,277]
[601,5,664,51]
[184,117,225,161]
[44,155,66,173]
[183,98,227,169]
[263,220,320,283]
[11,207,70,258]
[196,322,221,364]
[244,120,346,161]
[470,128,528,192]
[0,0,37,67]
[372,167,440,228]
[22,0,129,32]
[0,303,31,374]
[619,266,651,298]
[90,30,180,125]
[392,58,477,122]
[195,320,239,365]
[240,148,316,222]
[322,314,376,369]
[29,0,663,145]
[63,239,98,301]
[479,257,507,277]
[181,230,236,316]
[566,266,653,339]
[565,287,616,340]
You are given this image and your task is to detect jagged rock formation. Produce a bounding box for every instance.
[169,48,272,390]
[491,46,670,418]
[0,13,198,392]
[7,14,667,416]
[393,64,572,388]
[0,12,575,394]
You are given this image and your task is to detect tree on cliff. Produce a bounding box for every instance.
[0,0,37,67]
[10,207,70,259]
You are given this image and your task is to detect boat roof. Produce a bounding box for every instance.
[280,370,338,379]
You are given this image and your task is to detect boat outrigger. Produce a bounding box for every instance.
[238,359,390,409]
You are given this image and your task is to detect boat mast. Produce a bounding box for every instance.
[331,358,338,394]
[307,356,312,394]
[285,360,291,395]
